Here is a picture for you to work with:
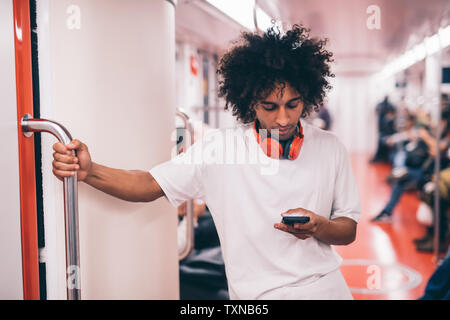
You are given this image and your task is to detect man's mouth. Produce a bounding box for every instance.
[276,126,293,136]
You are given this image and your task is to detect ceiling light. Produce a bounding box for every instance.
[205,0,256,31]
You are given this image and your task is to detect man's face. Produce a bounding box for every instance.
[254,82,304,141]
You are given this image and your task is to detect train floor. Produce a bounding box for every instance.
[335,153,443,300]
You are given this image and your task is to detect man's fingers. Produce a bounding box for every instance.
[53,142,68,154]
[66,139,87,152]
[53,152,78,164]
[52,168,75,178]
[293,222,313,230]
[281,208,309,216]
[276,219,313,232]
[274,223,312,240]
[51,140,88,182]
[53,140,87,158]
[52,160,79,171]
[53,141,77,156]
[274,223,311,234]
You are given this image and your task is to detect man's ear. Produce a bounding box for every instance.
[301,108,308,118]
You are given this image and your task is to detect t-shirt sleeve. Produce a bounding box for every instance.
[149,137,207,208]
[330,140,362,223]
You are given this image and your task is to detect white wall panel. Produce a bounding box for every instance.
[37,0,179,299]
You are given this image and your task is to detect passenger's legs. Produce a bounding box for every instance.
[372,168,423,222]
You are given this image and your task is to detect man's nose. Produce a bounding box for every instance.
[275,106,290,127]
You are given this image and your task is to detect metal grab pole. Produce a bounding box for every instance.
[176,108,195,260]
[433,31,444,263]
[21,114,81,300]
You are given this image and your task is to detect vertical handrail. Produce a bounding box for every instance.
[176,108,195,260]
[433,31,443,263]
[21,114,81,300]
[434,79,442,263]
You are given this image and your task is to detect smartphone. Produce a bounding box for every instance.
[281,215,310,225]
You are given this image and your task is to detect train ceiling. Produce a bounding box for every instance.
[175,0,450,74]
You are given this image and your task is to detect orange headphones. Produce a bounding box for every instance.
[253,119,304,160]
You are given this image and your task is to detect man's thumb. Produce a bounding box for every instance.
[67,140,84,151]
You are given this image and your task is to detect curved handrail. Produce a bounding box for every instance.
[21,114,81,300]
[176,108,195,260]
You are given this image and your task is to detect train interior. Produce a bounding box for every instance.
[1,0,450,300]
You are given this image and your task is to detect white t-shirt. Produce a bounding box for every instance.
[149,119,361,299]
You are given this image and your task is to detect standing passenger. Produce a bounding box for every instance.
[51,25,361,300]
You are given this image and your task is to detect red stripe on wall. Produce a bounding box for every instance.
[13,0,40,300]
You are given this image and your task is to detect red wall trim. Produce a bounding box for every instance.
[13,0,40,300]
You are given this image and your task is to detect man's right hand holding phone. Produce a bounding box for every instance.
[274,208,325,240]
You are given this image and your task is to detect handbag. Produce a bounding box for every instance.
[405,139,429,168]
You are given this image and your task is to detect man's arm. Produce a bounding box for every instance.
[84,162,165,202]
[52,139,165,203]
[419,128,449,156]
[312,216,357,245]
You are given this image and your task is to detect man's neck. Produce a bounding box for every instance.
[255,119,295,142]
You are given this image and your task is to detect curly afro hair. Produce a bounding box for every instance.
[217,24,334,124]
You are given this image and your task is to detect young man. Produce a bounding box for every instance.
[52,25,361,299]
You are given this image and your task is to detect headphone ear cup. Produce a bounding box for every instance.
[288,136,303,160]
[260,138,283,159]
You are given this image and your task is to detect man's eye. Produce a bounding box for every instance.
[263,105,276,111]
[287,102,300,108]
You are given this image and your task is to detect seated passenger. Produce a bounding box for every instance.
[414,167,450,253]
[372,111,450,223]
[385,114,419,182]
[419,250,450,299]
[371,102,397,163]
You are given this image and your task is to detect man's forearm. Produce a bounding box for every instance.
[84,162,163,202]
[314,217,357,246]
